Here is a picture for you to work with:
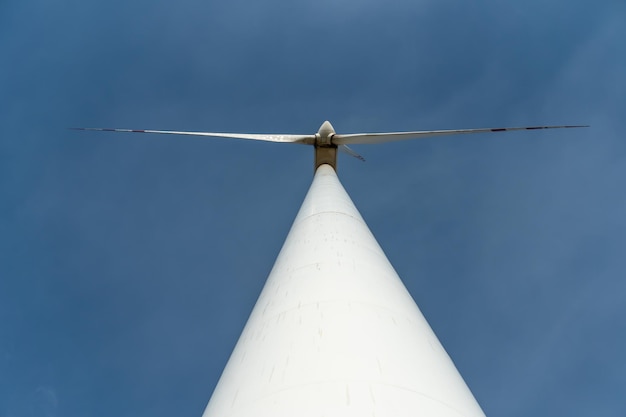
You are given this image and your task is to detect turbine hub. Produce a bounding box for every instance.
[315,120,336,146]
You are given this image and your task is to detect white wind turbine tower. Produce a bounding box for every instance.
[73,120,586,416]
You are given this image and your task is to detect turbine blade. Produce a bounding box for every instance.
[69,127,316,144]
[339,145,365,162]
[333,125,589,145]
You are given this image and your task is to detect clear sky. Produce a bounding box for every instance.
[1,0,624,416]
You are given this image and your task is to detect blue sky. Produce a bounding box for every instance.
[1,0,625,416]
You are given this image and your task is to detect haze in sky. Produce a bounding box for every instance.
[1,1,624,417]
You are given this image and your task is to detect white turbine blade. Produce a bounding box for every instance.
[338,144,365,161]
[69,127,316,144]
[333,124,589,145]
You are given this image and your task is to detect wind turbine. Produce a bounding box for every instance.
[73,121,586,416]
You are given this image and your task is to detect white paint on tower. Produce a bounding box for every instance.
[203,164,486,417]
